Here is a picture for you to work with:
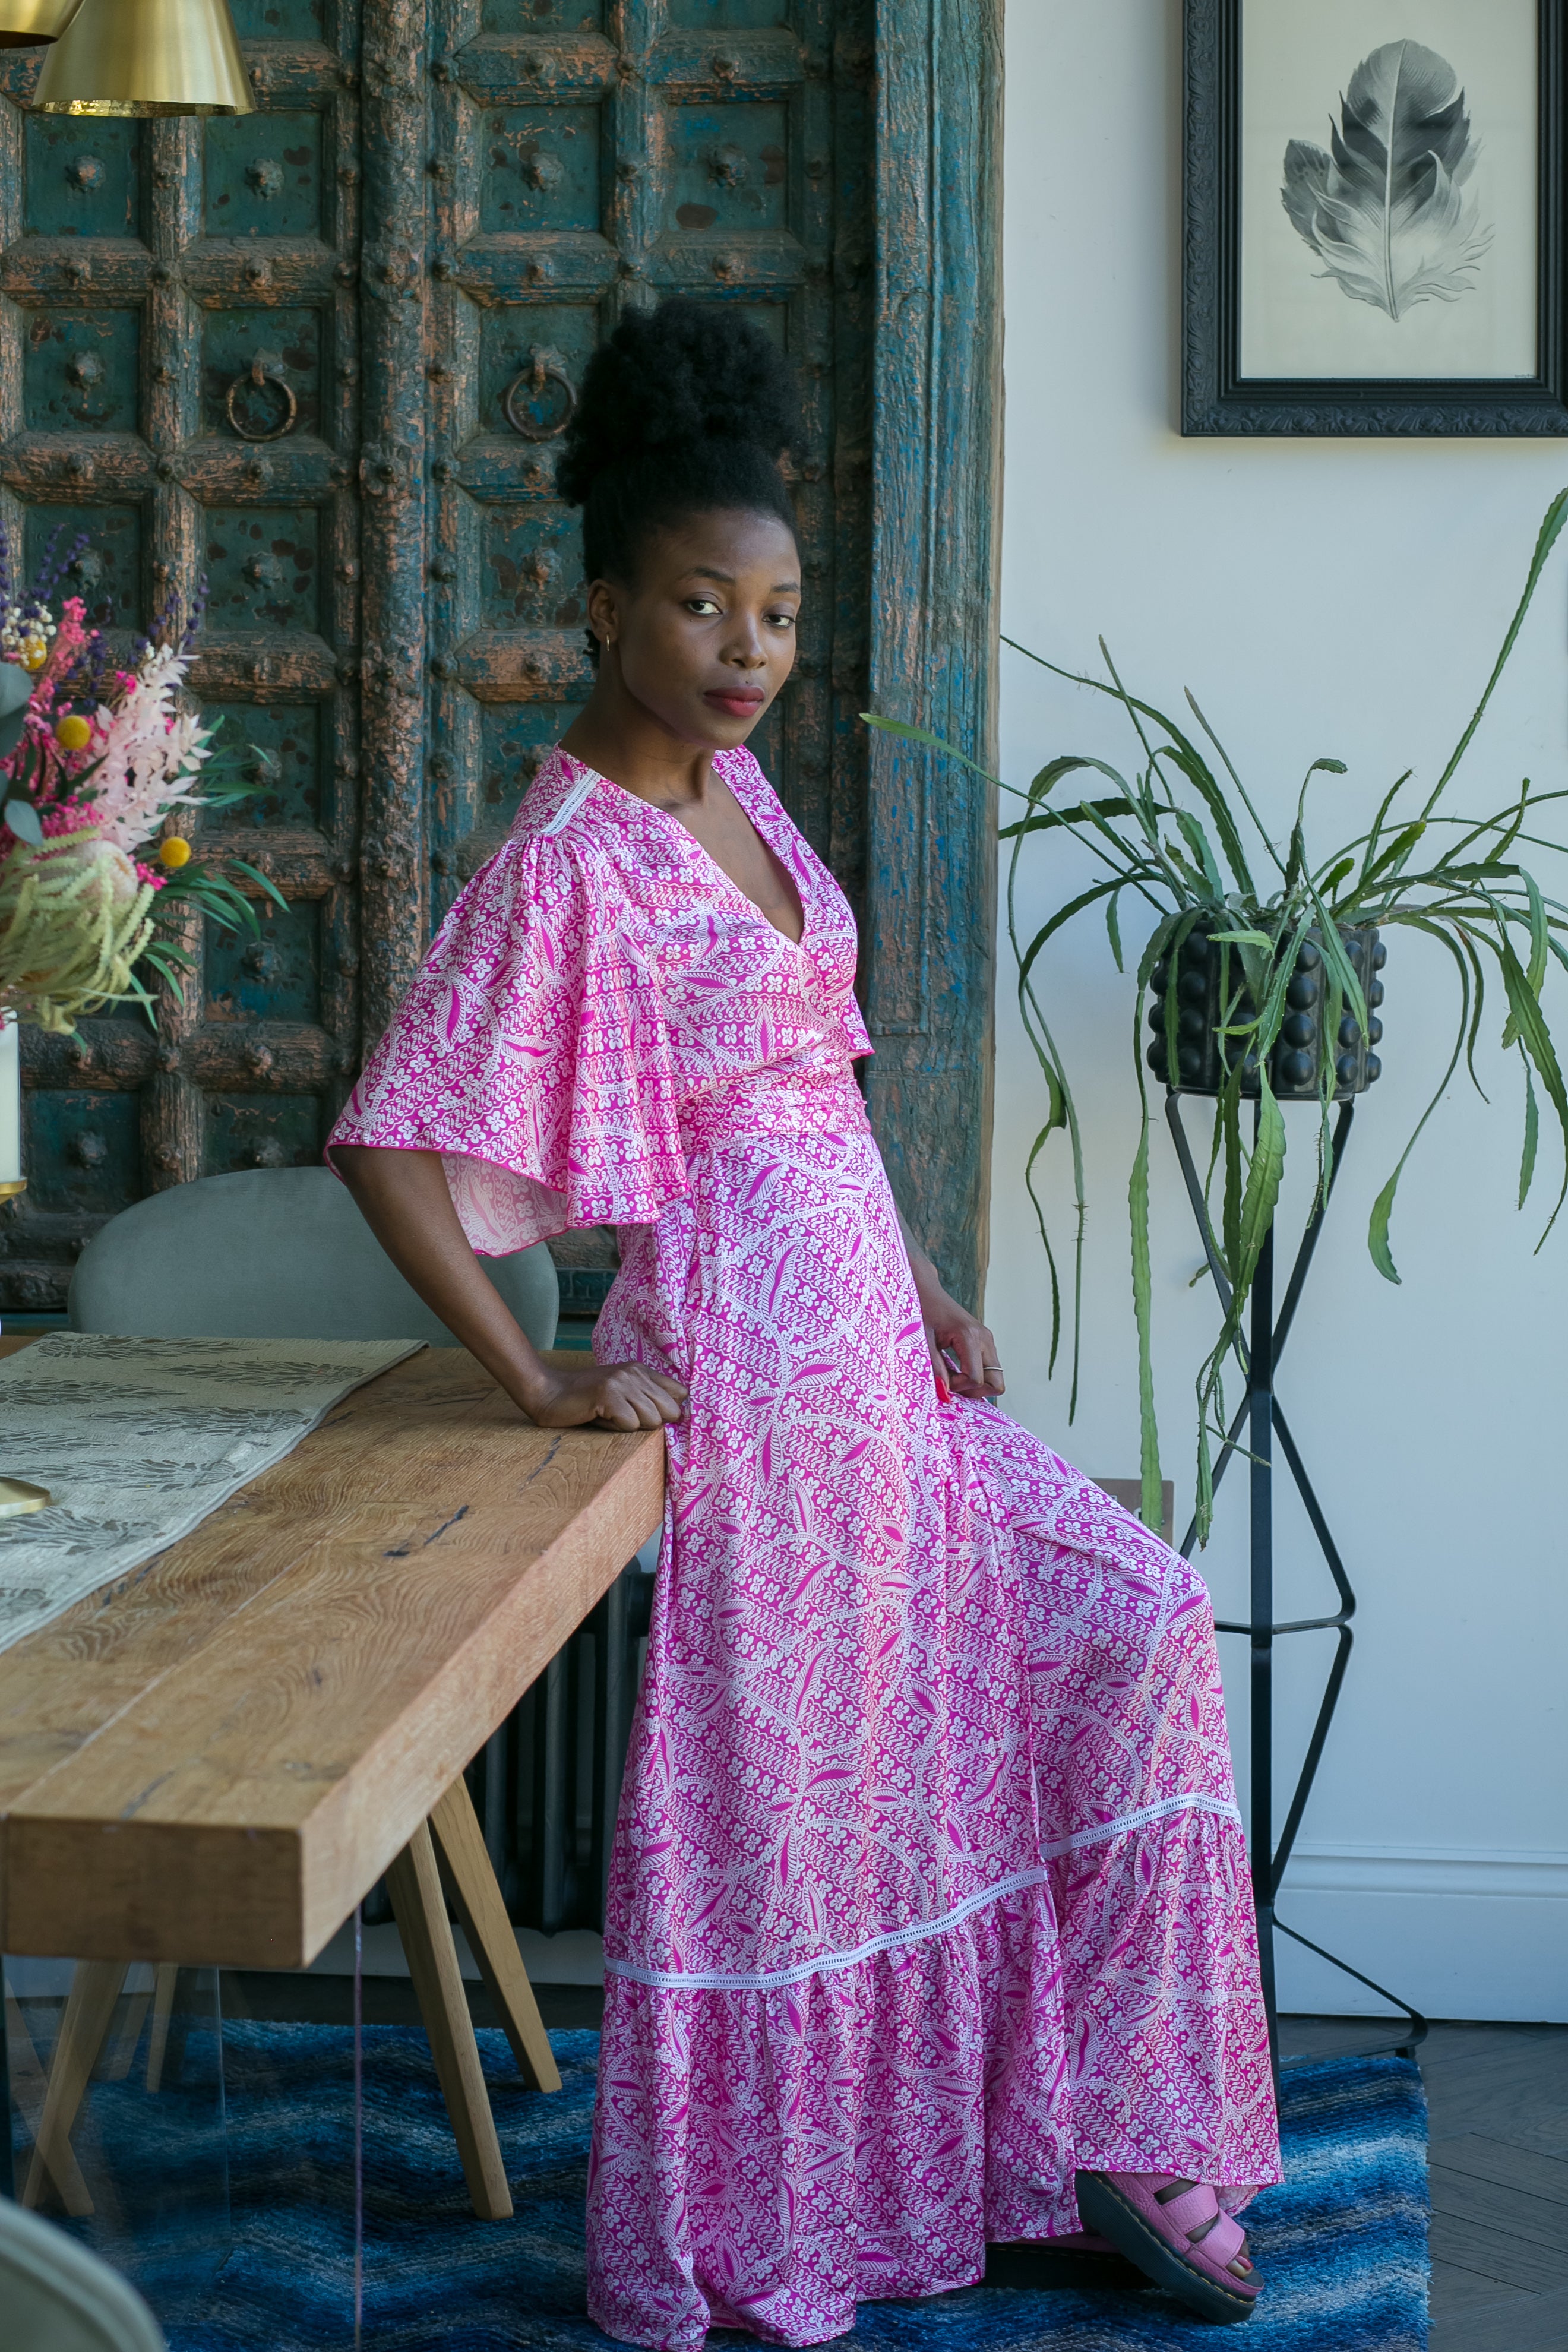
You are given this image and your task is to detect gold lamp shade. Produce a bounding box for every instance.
[0,0,81,51]
[30,0,251,115]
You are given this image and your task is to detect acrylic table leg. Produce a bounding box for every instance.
[144,1964,179,2092]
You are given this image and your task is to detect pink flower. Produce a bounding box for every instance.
[39,597,90,691]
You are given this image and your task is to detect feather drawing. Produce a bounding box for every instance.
[1281,39,1491,320]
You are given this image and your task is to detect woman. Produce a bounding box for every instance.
[330,303,1279,2344]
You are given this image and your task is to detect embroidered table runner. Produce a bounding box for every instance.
[0,1333,425,1655]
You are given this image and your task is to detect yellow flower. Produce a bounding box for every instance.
[157,836,192,870]
[54,715,91,752]
[21,638,48,672]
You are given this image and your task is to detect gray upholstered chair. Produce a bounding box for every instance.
[0,2197,165,2352]
[67,1165,558,1351]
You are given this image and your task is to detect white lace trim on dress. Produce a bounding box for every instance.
[604,1791,1243,1991]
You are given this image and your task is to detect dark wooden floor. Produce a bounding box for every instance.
[1282,2016,1568,2351]
[226,1978,1567,2344]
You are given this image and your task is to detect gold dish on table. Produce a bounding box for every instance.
[0,1478,50,1516]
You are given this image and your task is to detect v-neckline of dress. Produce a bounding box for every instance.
[564,749,808,950]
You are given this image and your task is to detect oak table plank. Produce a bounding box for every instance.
[0,1346,664,1968]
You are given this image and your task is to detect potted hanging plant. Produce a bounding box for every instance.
[868,489,1568,1543]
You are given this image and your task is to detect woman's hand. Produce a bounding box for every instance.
[523,1357,687,1431]
[896,1212,1004,1402]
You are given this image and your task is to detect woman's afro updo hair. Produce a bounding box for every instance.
[557,299,801,607]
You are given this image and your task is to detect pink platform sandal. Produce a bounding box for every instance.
[1074,2171,1263,2325]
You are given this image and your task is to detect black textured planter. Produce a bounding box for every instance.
[1147,920,1386,1100]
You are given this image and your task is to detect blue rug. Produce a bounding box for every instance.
[113,2026,1429,2350]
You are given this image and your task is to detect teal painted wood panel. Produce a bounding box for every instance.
[203,110,325,239]
[24,502,143,630]
[24,308,140,433]
[23,116,142,238]
[200,306,323,439]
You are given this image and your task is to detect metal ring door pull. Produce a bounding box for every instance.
[504,347,576,440]
[226,354,298,442]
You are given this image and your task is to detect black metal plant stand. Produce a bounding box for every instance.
[1165,1091,1427,2075]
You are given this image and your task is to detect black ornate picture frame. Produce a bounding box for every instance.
[1184,0,1568,434]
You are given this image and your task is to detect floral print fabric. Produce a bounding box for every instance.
[328,746,1279,2350]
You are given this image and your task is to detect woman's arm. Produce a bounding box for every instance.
[896,1209,1005,1401]
[334,1145,686,1431]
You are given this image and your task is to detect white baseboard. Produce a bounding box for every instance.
[1272,1843,1566,2022]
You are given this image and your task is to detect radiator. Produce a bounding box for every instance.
[464,1558,655,1933]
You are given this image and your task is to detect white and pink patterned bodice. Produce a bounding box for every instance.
[329,745,872,1250]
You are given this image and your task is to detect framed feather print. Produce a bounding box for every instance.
[1184,0,1568,432]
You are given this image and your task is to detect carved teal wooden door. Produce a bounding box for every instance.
[0,0,1003,1323]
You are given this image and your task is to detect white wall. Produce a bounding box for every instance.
[989,3,1566,2021]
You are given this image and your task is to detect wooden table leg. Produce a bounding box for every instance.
[5,1991,93,2216]
[21,1960,124,2212]
[385,1819,513,2221]
[429,1777,562,2095]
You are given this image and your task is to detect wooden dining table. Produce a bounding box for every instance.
[0,1336,665,2221]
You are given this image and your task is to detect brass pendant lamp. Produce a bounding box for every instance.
[0,0,80,50]
[30,0,252,115]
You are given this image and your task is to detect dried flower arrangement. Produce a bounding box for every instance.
[0,528,279,1035]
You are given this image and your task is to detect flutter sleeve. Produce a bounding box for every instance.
[326,830,687,1253]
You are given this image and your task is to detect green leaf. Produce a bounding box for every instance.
[1222,1080,1243,1284]
[1526,868,1550,999]
[1128,1013,1162,1533]
[1016,879,1124,986]
[1173,809,1224,900]
[1358,820,1428,896]
[1006,817,1089,1418]
[1366,917,1474,1280]
[1105,888,1124,973]
[1207,928,1275,950]
[223,855,289,913]
[1192,1074,1285,1545]
[1027,754,1132,806]
[998,794,1136,840]
[861,711,1004,788]
[1519,1060,1540,1209]
[1304,893,1370,1039]
[1183,689,1287,880]
[1496,929,1568,1246]
[1155,742,1258,899]
[998,635,1259,895]
[1422,486,1568,817]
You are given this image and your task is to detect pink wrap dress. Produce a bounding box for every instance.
[328,744,1279,2349]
